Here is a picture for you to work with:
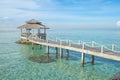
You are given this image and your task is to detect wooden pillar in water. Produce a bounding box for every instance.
[81,52,85,67]
[55,47,58,58]
[46,46,49,59]
[60,48,63,58]
[66,49,69,60]
[46,46,49,54]
[39,44,42,49]
[81,42,85,66]
[32,42,34,50]
[91,55,94,65]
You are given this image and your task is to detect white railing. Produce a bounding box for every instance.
[22,35,120,53]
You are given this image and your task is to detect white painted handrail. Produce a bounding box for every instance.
[25,35,120,53]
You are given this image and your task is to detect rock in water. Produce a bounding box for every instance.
[109,72,120,80]
[16,40,32,44]
[28,55,54,63]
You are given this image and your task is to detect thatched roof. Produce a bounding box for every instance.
[26,19,41,24]
[18,19,49,29]
[18,24,49,29]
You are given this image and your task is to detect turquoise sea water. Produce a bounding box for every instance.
[0,28,120,80]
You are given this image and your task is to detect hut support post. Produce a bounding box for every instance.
[20,29,22,40]
[32,29,34,35]
[38,29,40,38]
[26,30,29,41]
[81,52,85,67]
[66,49,69,60]
[55,47,58,58]
[60,48,63,58]
[44,29,46,40]
[91,55,94,65]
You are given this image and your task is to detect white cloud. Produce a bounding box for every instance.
[116,21,120,27]
[0,0,59,19]
[0,0,117,20]
[0,0,119,29]
[2,17,9,20]
[0,0,39,9]
[0,17,9,20]
[0,0,41,21]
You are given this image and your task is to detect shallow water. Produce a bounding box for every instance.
[0,29,120,80]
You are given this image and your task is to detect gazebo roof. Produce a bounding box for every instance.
[18,19,49,29]
[18,23,49,29]
[26,19,41,24]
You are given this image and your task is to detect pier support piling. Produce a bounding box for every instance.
[60,48,63,58]
[46,46,49,54]
[32,42,34,50]
[112,44,115,51]
[91,55,94,65]
[39,45,42,49]
[55,47,58,58]
[81,52,85,67]
[66,49,69,60]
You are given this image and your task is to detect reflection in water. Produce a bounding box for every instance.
[109,72,120,80]
[28,54,55,63]
[20,45,55,63]
[19,44,118,80]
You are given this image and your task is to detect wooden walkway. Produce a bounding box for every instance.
[21,34,120,66]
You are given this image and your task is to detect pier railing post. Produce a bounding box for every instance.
[56,38,57,42]
[60,40,62,45]
[78,40,81,45]
[112,44,115,51]
[101,45,104,53]
[82,42,85,49]
[67,40,69,45]
[69,40,71,46]
[47,39,48,43]
[92,41,94,48]
[40,36,41,40]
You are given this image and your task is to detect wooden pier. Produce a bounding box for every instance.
[18,19,120,66]
[21,34,120,66]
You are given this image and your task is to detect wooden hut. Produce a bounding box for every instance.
[18,19,49,40]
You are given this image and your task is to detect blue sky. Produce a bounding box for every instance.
[0,0,120,29]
